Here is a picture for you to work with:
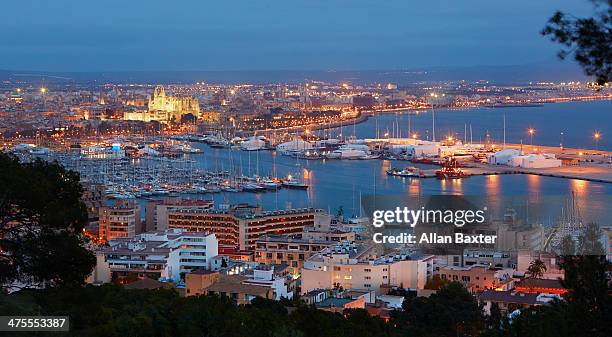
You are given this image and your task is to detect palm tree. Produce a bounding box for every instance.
[527,259,547,278]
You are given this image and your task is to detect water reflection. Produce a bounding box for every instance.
[186,142,611,224]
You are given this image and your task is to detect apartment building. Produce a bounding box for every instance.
[81,182,105,227]
[301,243,434,295]
[255,234,332,270]
[145,198,214,232]
[436,265,514,292]
[478,290,556,315]
[185,265,292,304]
[156,203,326,250]
[516,250,564,280]
[98,200,142,241]
[93,228,218,283]
[436,248,515,269]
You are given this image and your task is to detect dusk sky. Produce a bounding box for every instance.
[0,0,595,72]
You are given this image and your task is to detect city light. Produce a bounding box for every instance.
[40,87,47,94]
[528,128,535,145]
[593,131,601,150]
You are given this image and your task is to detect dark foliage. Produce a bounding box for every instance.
[0,285,394,337]
[393,282,485,336]
[542,0,611,85]
[0,152,95,291]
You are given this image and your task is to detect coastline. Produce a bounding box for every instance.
[252,97,612,135]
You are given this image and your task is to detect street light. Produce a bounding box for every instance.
[593,132,601,151]
[528,128,535,146]
[429,93,444,142]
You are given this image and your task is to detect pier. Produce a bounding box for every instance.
[418,161,612,183]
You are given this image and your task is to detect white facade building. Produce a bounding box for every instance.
[242,266,293,300]
[92,229,218,283]
[511,154,562,168]
[300,243,434,295]
[488,149,522,165]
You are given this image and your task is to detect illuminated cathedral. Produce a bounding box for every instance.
[124,86,200,123]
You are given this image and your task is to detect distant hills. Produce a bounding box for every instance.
[0,63,588,85]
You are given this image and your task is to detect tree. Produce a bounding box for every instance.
[507,224,611,337]
[0,153,95,291]
[424,274,450,290]
[559,235,576,255]
[526,259,547,278]
[480,302,507,337]
[394,282,484,336]
[542,0,611,85]
[577,222,605,255]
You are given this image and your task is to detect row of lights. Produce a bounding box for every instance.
[528,128,602,149]
[14,87,47,93]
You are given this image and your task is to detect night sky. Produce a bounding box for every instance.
[0,0,595,71]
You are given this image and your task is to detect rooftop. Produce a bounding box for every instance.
[316,297,355,308]
[478,290,541,305]
[123,278,167,290]
[516,278,565,290]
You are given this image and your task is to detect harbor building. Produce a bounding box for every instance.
[91,228,219,284]
[123,86,200,123]
[300,243,435,295]
[155,204,326,250]
[98,200,142,242]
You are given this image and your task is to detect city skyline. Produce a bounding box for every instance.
[0,0,595,72]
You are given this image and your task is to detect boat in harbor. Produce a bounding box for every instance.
[386,166,419,177]
[243,183,264,192]
[282,180,309,189]
[329,144,371,159]
[435,158,470,179]
[261,178,282,190]
[282,174,309,190]
[151,187,170,195]
[240,136,268,151]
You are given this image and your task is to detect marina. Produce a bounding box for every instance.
[7,100,612,224]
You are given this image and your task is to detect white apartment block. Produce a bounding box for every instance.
[92,228,218,283]
[301,243,434,295]
[242,265,293,300]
